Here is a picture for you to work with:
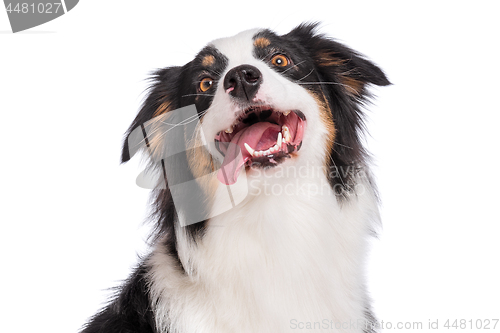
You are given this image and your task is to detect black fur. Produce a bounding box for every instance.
[81,263,156,333]
[82,23,389,332]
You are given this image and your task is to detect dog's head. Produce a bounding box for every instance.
[121,23,389,229]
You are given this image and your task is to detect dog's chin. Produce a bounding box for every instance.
[214,105,306,185]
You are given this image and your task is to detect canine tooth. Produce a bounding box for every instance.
[244,143,255,156]
[225,127,233,134]
[277,132,282,147]
[282,125,291,142]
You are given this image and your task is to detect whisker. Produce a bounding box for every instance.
[297,68,314,81]
[161,109,208,128]
[298,82,341,85]
[297,81,359,95]
[329,155,350,191]
[281,60,307,74]
[211,70,224,77]
[136,109,210,148]
[181,93,216,98]
[334,142,353,150]
[154,109,210,141]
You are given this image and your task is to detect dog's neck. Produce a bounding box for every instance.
[148,169,378,332]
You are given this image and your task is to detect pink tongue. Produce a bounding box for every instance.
[217,122,280,185]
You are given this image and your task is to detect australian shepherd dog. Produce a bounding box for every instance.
[82,23,390,333]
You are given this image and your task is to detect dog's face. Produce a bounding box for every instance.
[200,28,326,186]
[122,23,389,202]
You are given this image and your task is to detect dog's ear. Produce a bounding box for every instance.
[286,23,390,196]
[121,67,183,163]
[286,23,391,98]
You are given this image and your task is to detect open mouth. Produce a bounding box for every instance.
[214,106,306,185]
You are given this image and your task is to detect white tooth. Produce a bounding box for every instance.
[277,132,282,147]
[282,125,291,142]
[244,143,255,156]
[225,127,233,134]
[283,110,291,116]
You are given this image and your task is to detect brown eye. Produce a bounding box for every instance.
[271,54,289,67]
[199,77,213,92]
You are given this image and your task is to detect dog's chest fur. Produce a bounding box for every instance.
[148,174,379,333]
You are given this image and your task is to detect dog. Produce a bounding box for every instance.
[81,23,390,333]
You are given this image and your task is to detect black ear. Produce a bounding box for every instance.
[286,23,391,98]
[286,23,390,196]
[121,67,183,163]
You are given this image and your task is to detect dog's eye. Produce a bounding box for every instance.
[199,78,213,92]
[271,54,289,67]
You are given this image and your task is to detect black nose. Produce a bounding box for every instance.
[223,65,262,101]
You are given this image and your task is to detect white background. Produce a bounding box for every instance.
[1,1,499,332]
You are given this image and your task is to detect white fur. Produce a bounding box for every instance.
[147,29,380,333]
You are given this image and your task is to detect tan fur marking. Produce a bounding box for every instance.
[153,101,173,118]
[185,126,219,201]
[316,51,346,67]
[339,76,363,96]
[143,113,170,162]
[254,37,271,48]
[201,55,216,67]
[310,91,336,166]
